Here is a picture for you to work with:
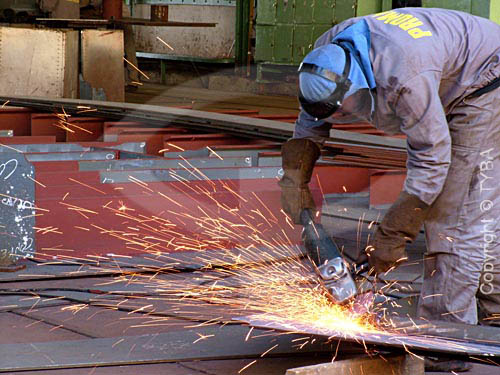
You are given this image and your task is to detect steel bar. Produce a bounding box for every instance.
[26,151,116,162]
[0,246,304,283]
[78,156,253,171]
[0,142,145,154]
[0,96,405,147]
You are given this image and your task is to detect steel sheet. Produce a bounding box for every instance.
[235,315,500,358]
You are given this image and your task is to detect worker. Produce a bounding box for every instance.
[279,8,500,372]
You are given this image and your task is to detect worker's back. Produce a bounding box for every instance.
[317,8,500,114]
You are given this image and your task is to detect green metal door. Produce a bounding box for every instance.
[257,0,277,24]
[334,0,357,22]
[293,25,313,63]
[254,0,382,64]
[313,0,335,24]
[295,0,314,24]
[276,0,295,23]
[255,26,275,62]
[274,24,294,62]
[421,0,471,12]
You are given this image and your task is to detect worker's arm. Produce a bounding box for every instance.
[397,71,452,206]
[367,71,451,273]
[278,138,321,224]
[293,110,332,138]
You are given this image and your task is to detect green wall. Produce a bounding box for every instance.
[254,0,383,64]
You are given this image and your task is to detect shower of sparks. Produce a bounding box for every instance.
[31,164,379,341]
[24,160,494,370]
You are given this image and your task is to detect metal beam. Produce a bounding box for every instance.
[0,96,407,147]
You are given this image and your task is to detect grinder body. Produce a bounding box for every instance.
[300,209,358,304]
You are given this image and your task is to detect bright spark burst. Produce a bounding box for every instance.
[42,177,378,337]
[31,159,467,367]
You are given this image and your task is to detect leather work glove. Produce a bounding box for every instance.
[278,138,321,224]
[366,191,430,274]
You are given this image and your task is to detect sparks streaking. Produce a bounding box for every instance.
[33,158,378,338]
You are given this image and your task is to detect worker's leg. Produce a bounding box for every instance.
[417,90,500,324]
[475,137,500,326]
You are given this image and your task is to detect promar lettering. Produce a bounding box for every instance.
[372,11,433,39]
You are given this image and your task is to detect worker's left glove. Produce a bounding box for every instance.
[278,138,321,224]
[366,191,430,274]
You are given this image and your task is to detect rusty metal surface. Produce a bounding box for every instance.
[81,30,125,103]
[132,4,227,59]
[0,95,295,141]
[369,170,406,207]
[0,107,32,136]
[102,0,122,19]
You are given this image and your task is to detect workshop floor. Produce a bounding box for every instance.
[0,84,498,374]
[1,251,497,375]
[0,253,334,374]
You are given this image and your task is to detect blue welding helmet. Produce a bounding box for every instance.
[298,43,368,120]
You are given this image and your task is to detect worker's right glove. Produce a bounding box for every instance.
[366,191,430,274]
[278,138,321,224]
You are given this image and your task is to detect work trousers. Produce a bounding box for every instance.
[417,88,500,325]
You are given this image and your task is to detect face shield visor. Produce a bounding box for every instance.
[298,43,374,122]
[332,88,375,123]
[297,43,352,120]
[298,44,351,119]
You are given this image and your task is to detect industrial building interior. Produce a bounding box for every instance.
[1,1,500,374]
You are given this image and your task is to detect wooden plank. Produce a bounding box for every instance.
[0,325,333,372]
[286,354,423,375]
